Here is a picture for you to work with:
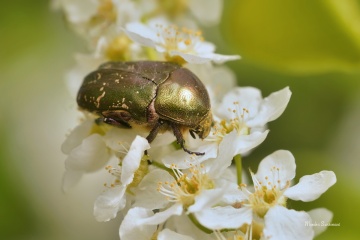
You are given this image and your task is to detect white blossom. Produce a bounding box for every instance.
[93,135,150,222]
[195,150,336,239]
[124,20,240,64]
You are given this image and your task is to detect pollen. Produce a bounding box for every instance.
[245,167,290,218]
[157,162,214,208]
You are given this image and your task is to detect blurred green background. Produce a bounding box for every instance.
[1,0,359,239]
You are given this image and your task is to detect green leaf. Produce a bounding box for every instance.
[221,0,360,73]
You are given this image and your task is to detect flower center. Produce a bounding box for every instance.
[211,102,250,143]
[157,164,214,208]
[157,0,189,17]
[105,35,132,61]
[90,0,117,26]
[244,168,289,218]
[154,24,204,61]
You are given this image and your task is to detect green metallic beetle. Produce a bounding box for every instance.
[77,61,212,155]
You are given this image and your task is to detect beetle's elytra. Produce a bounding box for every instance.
[77,61,212,155]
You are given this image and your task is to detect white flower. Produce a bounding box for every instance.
[61,114,151,191]
[121,158,237,237]
[93,135,150,222]
[119,207,157,240]
[163,87,291,172]
[213,86,291,153]
[124,20,240,64]
[54,0,141,46]
[195,150,337,240]
[119,208,197,240]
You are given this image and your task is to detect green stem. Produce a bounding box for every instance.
[151,161,169,171]
[188,213,213,234]
[234,154,242,185]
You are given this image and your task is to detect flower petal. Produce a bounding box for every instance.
[195,206,252,229]
[173,51,213,64]
[158,229,195,240]
[264,205,314,240]
[121,136,150,185]
[307,208,333,237]
[256,150,296,189]
[247,87,292,127]
[162,142,217,169]
[93,186,126,222]
[138,203,183,225]
[188,188,229,213]
[65,134,110,172]
[215,87,262,120]
[134,169,174,210]
[207,130,238,179]
[124,22,158,48]
[61,118,93,154]
[204,53,241,64]
[103,127,142,152]
[62,169,83,192]
[119,207,157,240]
[234,130,269,154]
[284,171,336,202]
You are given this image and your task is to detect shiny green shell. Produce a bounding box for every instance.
[77,61,210,128]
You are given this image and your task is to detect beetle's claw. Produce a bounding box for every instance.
[189,130,197,139]
[183,147,205,156]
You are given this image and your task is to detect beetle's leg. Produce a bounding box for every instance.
[146,121,164,143]
[144,121,165,156]
[170,124,205,156]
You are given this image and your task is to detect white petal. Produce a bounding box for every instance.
[216,87,262,120]
[221,182,248,204]
[247,87,292,127]
[138,203,183,225]
[188,188,228,213]
[62,169,83,192]
[195,206,252,229]
[307,208,333,236]
[93,186,126,222]
[121,136,150,185]
[188,0,223,26]
[103,127,142,152]
[256,150,296,189]
[205,53,241,64]
[65,134,110,172]
[264,206,314,240]
[171,215,214,240]
[61,118,93,154]
[124,22,158,48]
[59,0,98,23]
[158,229,195,240]
[208,130,238,179]
[162,142,217,169]
[193,41,216,53]
[119,207,157,240]
[284,171,336,202]
[174,51,213,64]
[234,130,269,154]
[133,169,174,209]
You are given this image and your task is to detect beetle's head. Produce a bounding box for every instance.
[192,111,213,139]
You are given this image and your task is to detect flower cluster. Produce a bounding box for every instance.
[56,0,337,239]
